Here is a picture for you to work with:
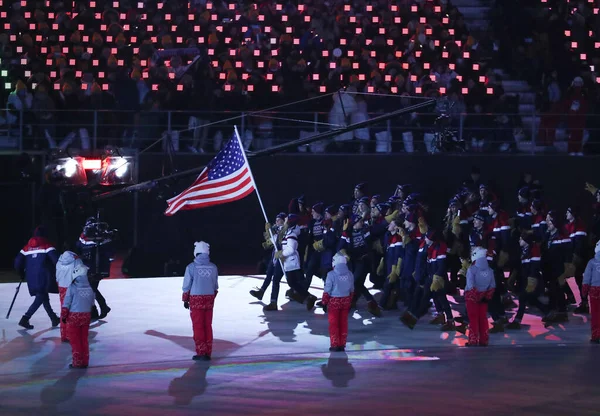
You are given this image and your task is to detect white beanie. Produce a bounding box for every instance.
[72,263,89,282]
[194,241,210,257]
[332,253,347,268]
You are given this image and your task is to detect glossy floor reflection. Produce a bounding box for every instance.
[1,275,599,415]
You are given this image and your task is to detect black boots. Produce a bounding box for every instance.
[249,288,265,301]
[19,316,33,330]
[51,315,60,327]
[193,355,211,361]
[263,302,278,311]
[99,306,111,320]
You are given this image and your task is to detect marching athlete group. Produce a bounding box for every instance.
[250,171,600,350]
[12,170,600,365]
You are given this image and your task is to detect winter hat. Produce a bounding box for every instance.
[371,194,381,204]
[518,187,529,199]
[297,195,306,206]
[396,184,412,195]
[473,210,487,222]
[332,252,347,268]
[566,206,580,218]
[376,203,390,214]
[449,198,461,208]
[193,241,210,257]
[359,196,370,205]
[531,199,543,212]
[287,213,299,226]
[546,210,561,228]
[312,202,324,215]
[71,263,89,282]
[339,204,351,218]
[471,246,487,262]
[325,205,338,216]
[354,182,367,192]
[276,212,287,221]
[479,183,488,190]
[405,211,419,224]
[487,200,500,211]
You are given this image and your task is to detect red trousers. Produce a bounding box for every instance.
[190,294,215,356]
[590,287,600,340]
[467,300,489,346]
[67,312,91,367]
[59,287,68,342]
[327,296,352,348]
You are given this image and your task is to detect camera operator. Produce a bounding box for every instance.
[75,217,116,320]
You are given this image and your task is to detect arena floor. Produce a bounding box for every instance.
[1,275,599,416]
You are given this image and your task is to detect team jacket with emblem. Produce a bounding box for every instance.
[413,240,429,285]
[516,205,533,230]
[565,219,587,258]
[14,235,59,296]
[338,226,371,259]
[530,214,547,242]
[426,241,448,278]
[521,243,542,279]
[281,225,302,272]
[488,210,511,253]
[384,232,404,275]
[320,219,340,270]
[76,233,114,278]
[542,230,573,279]
[469,226,495,261]
[400,228,423,280]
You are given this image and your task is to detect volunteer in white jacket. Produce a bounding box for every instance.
[275,214,317,311]
[182,241,219,361]
[55,251,81,343]
[583,241,600,343]
[322,253,354,351]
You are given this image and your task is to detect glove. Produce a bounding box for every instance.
[396,257,403,273]
[430,274,445,292]
[451,216,462,237]
[372,239,384,254]
[274,250,284,260]
[376,258,385,275]
[339,249,350,261]
[262,240,273,250]
[322,292,331,307]
[343,219,350,231]
[398,227,407,239]
[183,301,190,309]
[526,277,537,293]
[265,222,272,232]
[387,265,399,283]
[497,251,509,268]
[313,240,325,252]
[418,217,428,234]
[583,284,590,298]
[304,246,309,263]
[385,210,399,223]
[557,274,567,287]
[585,182,598,196]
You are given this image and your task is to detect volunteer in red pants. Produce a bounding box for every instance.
[182,241,219,361]
[321,253,355,352]
[56,251,81,343]
[61,263,95,368]
[465,247,495,347]
[583,241,600,343]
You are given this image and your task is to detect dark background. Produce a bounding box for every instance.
[1,154,598,276]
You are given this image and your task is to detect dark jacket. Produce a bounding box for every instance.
[14,227,59,296]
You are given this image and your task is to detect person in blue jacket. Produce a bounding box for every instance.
[14,225,60,330]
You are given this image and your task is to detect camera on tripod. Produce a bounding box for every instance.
[83,219,118,243]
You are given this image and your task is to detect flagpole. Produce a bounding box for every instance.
[234,126,287,281]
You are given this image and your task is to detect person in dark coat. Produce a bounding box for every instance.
[14,225,60,330]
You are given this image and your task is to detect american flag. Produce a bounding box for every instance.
[164,135,256,216]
